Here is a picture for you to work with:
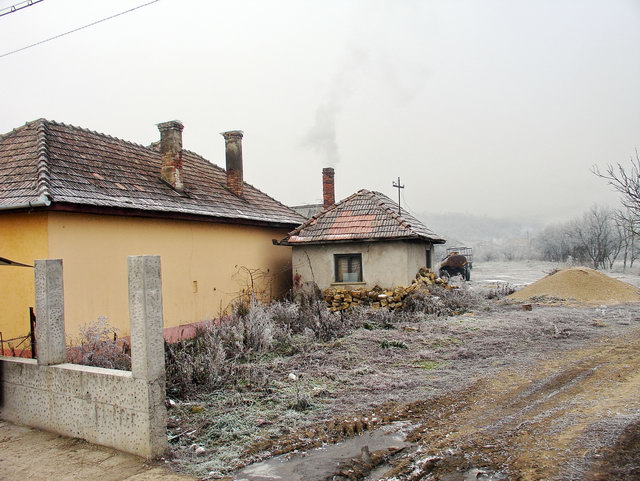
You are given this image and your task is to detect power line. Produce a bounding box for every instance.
[400,189,422,219]
[0,0,160,59]
[0,0,44,19]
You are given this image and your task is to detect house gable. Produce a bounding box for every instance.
[280,189,445,245]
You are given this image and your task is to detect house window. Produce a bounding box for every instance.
[426,248,432,268]
[335,254,363,283]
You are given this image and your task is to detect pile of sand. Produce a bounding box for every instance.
[508,267,640,305]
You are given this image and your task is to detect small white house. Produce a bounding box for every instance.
[277,189,446,290]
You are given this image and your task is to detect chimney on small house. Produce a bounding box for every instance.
[221,130,244,197]
[157,120,184,192]
[322,167,335,208]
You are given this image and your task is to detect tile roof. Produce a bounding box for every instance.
[279,189,446,245]
[289,203,324,219]
[0,119,305,227]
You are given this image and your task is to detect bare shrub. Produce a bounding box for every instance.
[292,285,358,341]
[165,291,357,398]
[225,298,279,357]
[68,317,131,371]
[483,283,517,300]
[380,339,408,349]
[402,289,449,315]
[403,286,486,316]
[356,307,397,329]
[433,285,487,314]
[165,280,489,398]
[165,325,226,397]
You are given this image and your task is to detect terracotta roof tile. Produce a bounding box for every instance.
[0,119,305,226]
[280,189,445,245]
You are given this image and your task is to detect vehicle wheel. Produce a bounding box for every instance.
[440,268,450,279]
[465,266,471,281]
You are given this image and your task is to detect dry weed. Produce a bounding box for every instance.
[67,317,131,370]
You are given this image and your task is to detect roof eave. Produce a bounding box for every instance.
[0,194,51,212]
[43,202,301,229]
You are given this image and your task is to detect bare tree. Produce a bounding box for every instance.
[535,224,574,263]
[614,209,640,269]
[569,206,622,269]
[593,150,640,216]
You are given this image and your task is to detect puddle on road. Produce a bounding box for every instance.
[232,422,413,481]
[454,468,507,481]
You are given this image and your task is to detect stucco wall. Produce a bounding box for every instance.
[0,212,48,342]
[46,212,292,337]
[292,240,432,290]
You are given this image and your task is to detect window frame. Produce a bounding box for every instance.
[334,253,363,283]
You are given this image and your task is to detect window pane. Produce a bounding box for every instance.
[335,254,362,282]
[336,256,349,281]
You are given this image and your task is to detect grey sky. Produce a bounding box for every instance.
[1,0,638,224]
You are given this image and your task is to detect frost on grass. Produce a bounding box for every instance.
[163,285,640,479]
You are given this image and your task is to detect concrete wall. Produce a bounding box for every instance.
[0,257,167,459]
[0,212,48,341]
[292,240,432,290]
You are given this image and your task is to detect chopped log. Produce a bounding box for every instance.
[322,267,455,311]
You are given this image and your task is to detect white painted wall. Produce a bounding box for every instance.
[292,240,434,289]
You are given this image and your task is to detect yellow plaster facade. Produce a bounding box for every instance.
[1,211,292,341]
[0,212,48,341]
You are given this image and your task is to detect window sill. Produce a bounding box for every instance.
[331,281,366,286]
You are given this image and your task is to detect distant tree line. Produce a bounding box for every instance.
[431,150,640,269]
[536,150,640,270]
[534,205,637,269]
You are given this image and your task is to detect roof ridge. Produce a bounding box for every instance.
[284,189,365,237]
[368,190,415,233]
[181,148,224,170]
[35,119,51,200]
[44,119,152,151]
[0,118,45,141]
[178,150,304,218]
[42,119,296,213]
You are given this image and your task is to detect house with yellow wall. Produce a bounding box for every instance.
[0,119,305,346]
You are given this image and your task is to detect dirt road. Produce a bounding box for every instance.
[388,327,640,480]
[233,326,640,481]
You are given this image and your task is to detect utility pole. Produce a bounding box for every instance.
[392,177,404,215]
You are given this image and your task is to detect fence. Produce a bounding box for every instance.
[0,256,168,459]
[0,307,36,358]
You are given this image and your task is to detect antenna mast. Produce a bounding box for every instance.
[392,177,404,215]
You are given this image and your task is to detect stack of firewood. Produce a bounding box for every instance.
[323,268,453,311]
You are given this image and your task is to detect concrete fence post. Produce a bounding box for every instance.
[127,255,168,457]
[34,259,65,366]
[128,255,165,381]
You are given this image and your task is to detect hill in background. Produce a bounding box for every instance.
[417,211,541,263]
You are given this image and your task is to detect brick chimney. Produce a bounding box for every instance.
[157,120,184,192]
[322,167,335,208]
[221,130,244,197]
